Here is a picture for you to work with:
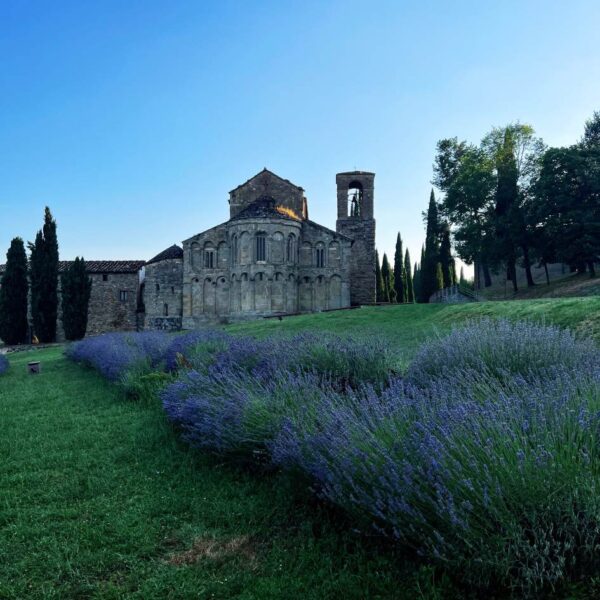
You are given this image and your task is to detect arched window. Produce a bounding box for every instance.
[163,303,169,316]
[155,283,160,293]
[347,181,363,217]
[231,235,238,265]
[316,243,325,268]
[256,232,266,262]
[204,248,215,269]
[287,234,296,263]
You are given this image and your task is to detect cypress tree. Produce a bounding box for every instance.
[29,207,59,343]
[435,262,444,291]
[0,238,29,345]
[393,233,406,303]
[413,261,421,303]
[375,250,384,302]
[404,248,414,302]
[439,224,455,287]
[421,190,441,301]
[61,257,92,341]
[381,253,392,302]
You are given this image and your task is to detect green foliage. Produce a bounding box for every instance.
[0,238,29,345]
[435,262,444,291]
[535,145,600,277]
[421,190,441,301]
[404,248,414,303]
[29,207,59,343]
[393,233,406,302]
[582,110,600,149]
[61,257,92,341]
[381,252,393,302]
[375,250,384,302]
[439,225,455,287]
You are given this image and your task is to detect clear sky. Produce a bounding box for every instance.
[1,0,599,275]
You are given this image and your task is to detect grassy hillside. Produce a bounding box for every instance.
[479,272,600,300]
[227,298,600,366]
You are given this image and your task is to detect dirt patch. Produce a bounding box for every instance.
[167,535,257,567]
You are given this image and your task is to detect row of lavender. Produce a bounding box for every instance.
[66,322,600,595]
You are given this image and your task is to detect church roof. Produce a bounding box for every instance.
[0,260,145,275]
[229,168,304,193]
[146,245,184,265]
[229,195,301,221]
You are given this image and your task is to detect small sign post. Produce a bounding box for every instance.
[28,361,41,374]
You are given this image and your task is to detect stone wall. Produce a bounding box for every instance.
[56,272,140,340]
[229,169,307,220]
[143,258,183,327]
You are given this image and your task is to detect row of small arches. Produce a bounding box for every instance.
[191,233,341,269]
[188,273,344,315]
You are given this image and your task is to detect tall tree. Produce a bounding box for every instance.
[420,190,441,301]
[535,145,600,277]
[582,110,600,149]
[404,248,414,303]
[0,238,29,345]
[61,258,92,341]
[435,262,444,292]
[375,250,384,302]
[393,233,406,303]
[459,266,466,286]
[439,224,455,287]
[381,253,392,302]
[29,207,59,343]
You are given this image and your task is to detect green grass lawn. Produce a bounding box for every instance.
[2,298,599,599]
[0,347,451,600]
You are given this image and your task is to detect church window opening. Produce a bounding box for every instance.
[171,286,175,294]
[347,181,363,217]
[231,235,238,265]
[287,234,296,263]
[316,244,325,268]
[256,233,266,262]
[155,283,160,293]
[163,303,169,316]
[204,249,215,269]
[102,274,109,282]
[119,290,129,302]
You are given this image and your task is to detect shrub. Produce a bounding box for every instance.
[66,331,171,381]
[164,329,232,372]
[406,319,600,389]
[272,369,600,594]
[162,365,329,457]
[0,353,9,376]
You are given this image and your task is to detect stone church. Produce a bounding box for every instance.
[143,169,376,329]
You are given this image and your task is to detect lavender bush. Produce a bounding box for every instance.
[407,319,600,390]
[0,353,9,376]
[272,369,600,594]
[66,331,170,381]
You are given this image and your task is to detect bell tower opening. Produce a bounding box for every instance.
[347,181,363,217]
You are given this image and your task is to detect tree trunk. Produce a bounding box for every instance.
[588,261,596,278]
[482,262,492,287]
[508,259,518,293]
[522,244,535,287]
[543,262,550,286]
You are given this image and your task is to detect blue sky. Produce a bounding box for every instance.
[1,1,599,274]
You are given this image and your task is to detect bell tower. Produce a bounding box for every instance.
[335,171,376,305]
